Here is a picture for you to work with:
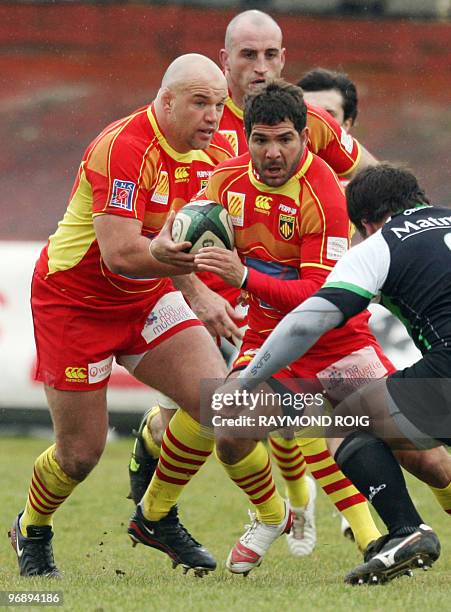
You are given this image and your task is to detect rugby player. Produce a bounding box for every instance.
[9,54,236,578]
[221,163,448,583]
[297,67,451,524]
[128,11,384,561]
[194,80,394,573]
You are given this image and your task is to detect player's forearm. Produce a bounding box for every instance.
[238,297,344,386]
[104,235,191,278]
[245,266,327,313]
[172,273,206,299]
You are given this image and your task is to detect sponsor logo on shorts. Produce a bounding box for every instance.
[279,214,295,240]
[227,192,245,227]
[218,130,239,155]
[110,179,136,211]
[151,171,169,205]
[65,366,87,383]
[254,195,272,214]
[327,236,348,261]
[175,166,190,182]
[317,345,388,401]
[88,356,113,384]
[141,292,197,343]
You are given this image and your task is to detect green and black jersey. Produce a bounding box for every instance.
[318,205,451,359]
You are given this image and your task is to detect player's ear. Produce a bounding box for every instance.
[300,126,309,147]
[361,219,380,238]
[280,47,286,70]
[160,87,174,113]
[219,48,229,72]
[343,117,353,133]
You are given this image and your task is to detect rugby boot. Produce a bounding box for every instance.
[286,475,317,557]
[345,524,441,585]
[128,407,159,504]
[128,504,216,576]
[9,512,61,577]
[226,502,293,575]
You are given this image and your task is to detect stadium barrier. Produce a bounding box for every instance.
[0,242,158,433]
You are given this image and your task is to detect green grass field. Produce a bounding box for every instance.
[0,436,450,611]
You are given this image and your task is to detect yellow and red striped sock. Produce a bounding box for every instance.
[218,441,285,524]
[430,482,451,515]
[298,437,381,550]
[21,444,78,535]
[268,435,310,508]
[141,409,213,521]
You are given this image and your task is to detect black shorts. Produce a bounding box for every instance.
[387,350,451,447]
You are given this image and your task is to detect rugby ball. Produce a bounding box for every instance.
[171,200,234,253]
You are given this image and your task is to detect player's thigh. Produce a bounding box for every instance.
[394,445,451,488]
[332,378,417,450]
[133,326,227,419]
[45,385,108,462]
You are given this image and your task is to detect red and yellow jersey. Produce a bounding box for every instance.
[203,148,374,361]
[35,104,233,305]
[218,97,247,157]
[305,102,361,176]
[218,97,361,176]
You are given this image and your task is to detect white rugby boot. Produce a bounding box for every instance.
[285,475,317,557]
[226,502,293,575]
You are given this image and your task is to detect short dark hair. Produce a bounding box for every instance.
[297,68,358,125]
[244,79,307,138]
[346,163,430,234]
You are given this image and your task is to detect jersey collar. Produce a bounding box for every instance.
[248,148,313,197]
[146,103,214,164]
[225,96,244,120]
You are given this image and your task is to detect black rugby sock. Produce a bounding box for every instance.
[335,433,423,538]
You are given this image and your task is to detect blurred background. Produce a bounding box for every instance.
[1,1,450,431]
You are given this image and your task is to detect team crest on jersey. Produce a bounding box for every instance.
[227,192,245,227]
[279,214,295,240]
[175,166,190,182]
[254,195,272,214]
[219,130,239,156]
[110,179,136,211]
[151,171,169,205]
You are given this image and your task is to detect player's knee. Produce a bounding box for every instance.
[58,446,104,481]
[215,436,250,464]
[334,431,381,466]
[396,448,450,488]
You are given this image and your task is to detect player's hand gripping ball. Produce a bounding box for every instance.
[171,201,234,253]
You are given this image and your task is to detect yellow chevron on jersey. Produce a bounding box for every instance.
[227,191,245,226]
[151,170,169,205]
[219,130,239,156]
